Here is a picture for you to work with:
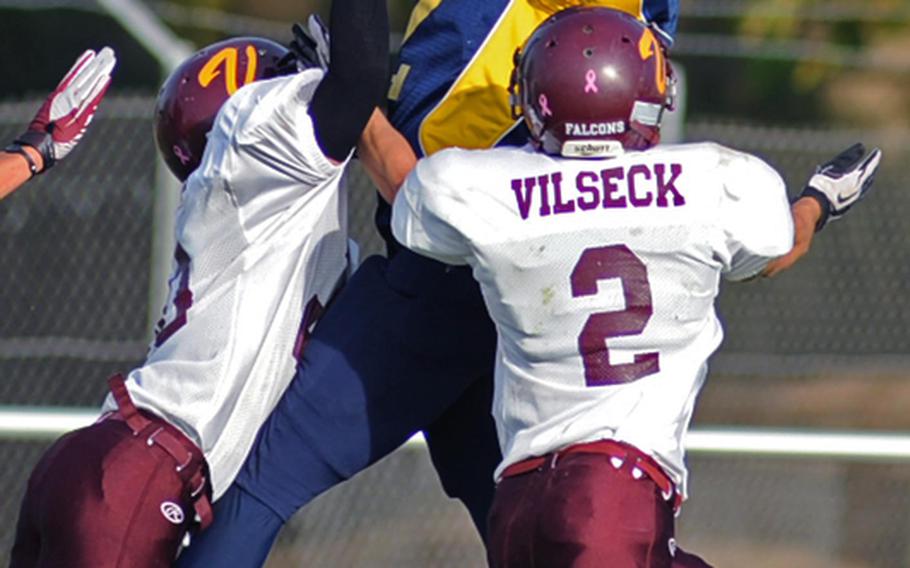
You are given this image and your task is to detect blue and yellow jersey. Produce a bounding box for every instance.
[387,0,679,157]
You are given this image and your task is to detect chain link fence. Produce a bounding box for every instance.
[2,92,910,567]
[2,0,910,565]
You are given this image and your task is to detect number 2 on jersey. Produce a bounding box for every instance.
[571,245,659,386]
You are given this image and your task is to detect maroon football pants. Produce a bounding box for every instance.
[10,378,210,568]
[487,443,712,568]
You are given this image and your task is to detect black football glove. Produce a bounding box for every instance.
[278,14,330,73]
[799,143,882,231]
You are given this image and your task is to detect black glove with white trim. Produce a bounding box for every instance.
[290,15,330,71]
[800,143,882,231]
[276,15,330,74]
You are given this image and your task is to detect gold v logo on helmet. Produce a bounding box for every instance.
[197,45,259,96]
[637,28,666,95]
[156,37,289,181]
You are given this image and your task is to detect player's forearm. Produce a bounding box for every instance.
[762,196,823,277]
[0,146,44,200]
[358,108,417,204]
[308,0,389,162]
[764,142,881,277]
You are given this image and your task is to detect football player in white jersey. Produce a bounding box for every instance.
[388,7,881,567]
[9,0,389,565]
[1,47,116,200]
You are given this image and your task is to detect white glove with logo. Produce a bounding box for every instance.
[15,47,117,170]
[800,143,882,231]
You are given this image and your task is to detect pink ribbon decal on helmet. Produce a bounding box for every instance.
[584,69,598,94]
[173,144,191,165]
[538,94,553,117]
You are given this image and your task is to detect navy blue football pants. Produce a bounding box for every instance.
[176,250,501,567]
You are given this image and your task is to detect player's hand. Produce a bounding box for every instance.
[287,14,331,71]
[800,143,882,231]
[16,47,116,171]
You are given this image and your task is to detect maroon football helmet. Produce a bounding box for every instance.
[509,7,675,158]
[154,37,292,181]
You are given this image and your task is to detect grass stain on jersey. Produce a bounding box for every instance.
[542,286,556,306]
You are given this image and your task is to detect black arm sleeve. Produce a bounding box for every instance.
[308,0,389,162]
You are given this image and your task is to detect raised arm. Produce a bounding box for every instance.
[307,0,389,163]
[357,109,418,204]
[1,48,115,200]
[762,197,822,277]
[762,143,881,277]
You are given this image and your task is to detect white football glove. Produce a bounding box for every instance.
[15,47,117,170]
[800,143,882,231]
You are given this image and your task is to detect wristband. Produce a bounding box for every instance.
[798,186,831,232]
[14,130,55,170]
[4,143,41,177]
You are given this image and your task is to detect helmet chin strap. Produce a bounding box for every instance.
[626,125,661,151]
[628,100,665,149]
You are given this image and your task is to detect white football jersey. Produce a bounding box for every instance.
[392,143,793,497]
[101,69,350,498]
